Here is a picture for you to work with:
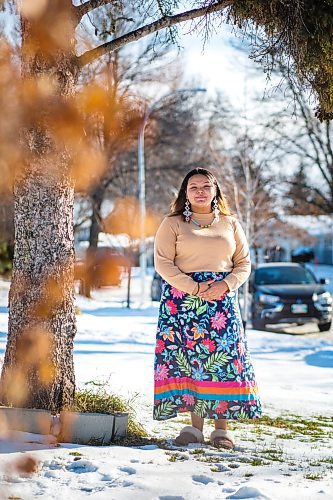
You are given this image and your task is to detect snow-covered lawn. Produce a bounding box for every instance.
[0,266,332,499]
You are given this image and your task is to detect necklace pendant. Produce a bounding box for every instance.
[190,216,216,229]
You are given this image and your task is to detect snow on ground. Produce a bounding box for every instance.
[0,266,333,499]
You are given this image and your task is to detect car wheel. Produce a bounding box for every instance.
[252,316,266,331]
[318,321,332,332]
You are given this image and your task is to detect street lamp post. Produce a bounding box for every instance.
[138,88,207,303]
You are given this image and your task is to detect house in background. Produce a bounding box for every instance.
[286,215,333,264]
[274,215,332,264]
[251,216,316,264]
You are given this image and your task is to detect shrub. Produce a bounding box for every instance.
[68,385,148,444]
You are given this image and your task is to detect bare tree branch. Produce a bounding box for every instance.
[326,121,333,165]
[75,0,114,21]
[78,1,232,67]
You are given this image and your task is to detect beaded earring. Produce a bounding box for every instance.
[213,197,220,222]
[183,199,192,222]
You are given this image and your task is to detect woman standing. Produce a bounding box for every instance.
[153,168,261,449]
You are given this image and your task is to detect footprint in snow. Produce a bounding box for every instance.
[119,466,136,475]
[122,480,134,487]
[192,475,214,485]
[159,497,185,500]
[43,460,63,470]
[226,486,271,499]
[214,464,232,472]
[66,460,98,473]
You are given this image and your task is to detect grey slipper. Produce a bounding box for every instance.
[174,426,204,446]
[210,429,235,449]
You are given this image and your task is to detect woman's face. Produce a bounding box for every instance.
[186,174,216,212]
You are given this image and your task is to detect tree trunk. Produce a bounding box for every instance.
[89,192,103,250]
[0,3,78,412]
[2,168,76,412]
[79,192,103,298]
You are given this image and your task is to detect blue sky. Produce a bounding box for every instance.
[180,24,267,107]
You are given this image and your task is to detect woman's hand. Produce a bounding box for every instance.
[198,279,230,302]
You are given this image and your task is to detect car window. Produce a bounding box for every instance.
[255,266,317,285]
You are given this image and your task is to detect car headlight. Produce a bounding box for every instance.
[312,292,333,304]
[258,293,281,304]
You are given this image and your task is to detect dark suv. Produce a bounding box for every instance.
[251,263,332,332]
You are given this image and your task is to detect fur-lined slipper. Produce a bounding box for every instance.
[174,426,204,446]
[210,429,235,449]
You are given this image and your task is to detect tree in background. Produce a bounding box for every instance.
[207,93,278,324]
[207,91,316,260]
[0,0,332,411]
[0,197,14,277]
[73,84,208,296]
[265,62,333,216]
[76,3,177,253]
[207,93,278,254]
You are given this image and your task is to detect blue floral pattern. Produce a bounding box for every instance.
[153,271,262,421]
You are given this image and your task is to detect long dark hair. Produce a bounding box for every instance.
[169,168,231,221]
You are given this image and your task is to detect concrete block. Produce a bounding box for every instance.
[113,412,129,440]
[0,406,52,434]
[59,411,128,445]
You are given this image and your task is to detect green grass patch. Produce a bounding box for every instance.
[238,456,269,466]
[315,416,333,423]
[165,451,188,462]
[189,448,205,455]
[237,414,333,438]
[277,433,294,439]
[248,458,268,466]
[259,448,284,462]
[197,456,223,463]
[304,473,324,481]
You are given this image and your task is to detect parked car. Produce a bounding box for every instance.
[151,271,163,301]
[250,262,332,332]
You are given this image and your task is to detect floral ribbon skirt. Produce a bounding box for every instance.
[153,271,262,421]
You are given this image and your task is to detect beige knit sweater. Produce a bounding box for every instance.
[154,211,251,295]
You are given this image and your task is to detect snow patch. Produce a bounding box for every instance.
[192,474,215,485]
[227,486,271,499]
